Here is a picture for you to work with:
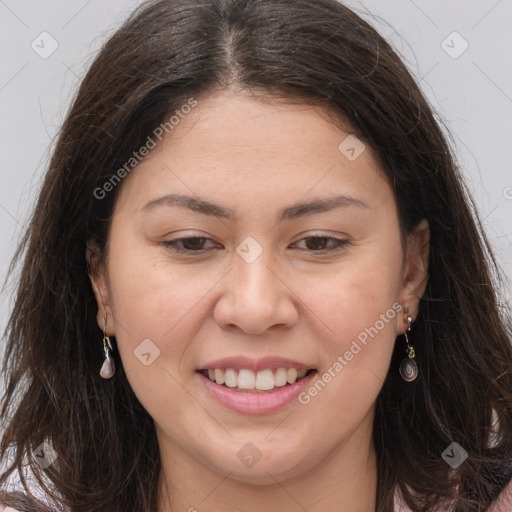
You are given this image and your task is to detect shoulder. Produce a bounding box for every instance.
[0,466,66,512]
[394,477,512,511]
[487,476,512,512]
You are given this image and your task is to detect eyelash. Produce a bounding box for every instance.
[161,235,349,255]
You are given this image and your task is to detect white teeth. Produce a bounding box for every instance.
[286,368,298,384]
[274,368,288,387]
[238,369,256,389]
[204,367,312,391]
[224,368,237,388]
[255,369,275,391]
[214,368,225,385]
[297,369,308,379]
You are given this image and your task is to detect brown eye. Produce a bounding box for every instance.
[162,237,217,254]
[304,236,329,251]
[294,236,349,252]
[162,235,349,255]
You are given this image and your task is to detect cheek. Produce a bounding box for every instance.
[297,242,403,411]
[105,238,214,391]
[307,244,402,350]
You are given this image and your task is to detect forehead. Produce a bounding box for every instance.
[113,90,393,216]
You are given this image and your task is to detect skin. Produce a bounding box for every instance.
[88,89,429,512]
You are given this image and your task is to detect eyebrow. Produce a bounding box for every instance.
[141,193,368,221]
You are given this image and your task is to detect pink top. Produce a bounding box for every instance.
[393,478,512,512]
[2,479,512,512]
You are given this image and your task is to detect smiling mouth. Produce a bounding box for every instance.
[197,367,317,393]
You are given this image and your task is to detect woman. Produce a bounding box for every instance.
[1,0,511,510]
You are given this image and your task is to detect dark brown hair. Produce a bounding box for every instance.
[1,0,512,510]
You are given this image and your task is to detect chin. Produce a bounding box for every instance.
[204,446,315,485]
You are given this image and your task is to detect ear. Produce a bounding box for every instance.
[86,241,116,336]
[398,219,429,329]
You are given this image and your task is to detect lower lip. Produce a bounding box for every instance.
[196,370,317,415]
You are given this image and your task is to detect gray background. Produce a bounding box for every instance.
[1,0,511,401]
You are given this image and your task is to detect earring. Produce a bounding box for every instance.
[99,315,115,379]
[399,309,418,382]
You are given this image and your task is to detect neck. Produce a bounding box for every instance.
[155,416,378,512]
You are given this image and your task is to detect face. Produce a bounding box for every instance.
[89,90,428,485]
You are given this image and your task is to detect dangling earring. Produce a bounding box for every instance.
[100,315,115,379]
[399,309,418,382]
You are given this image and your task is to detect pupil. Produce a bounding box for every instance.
[185,237,205,250]
[306,237,327,250]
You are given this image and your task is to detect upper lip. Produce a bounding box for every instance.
[198,356,315,372]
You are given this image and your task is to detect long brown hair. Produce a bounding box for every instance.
[2,0,511,510]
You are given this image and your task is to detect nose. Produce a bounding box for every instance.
[213,246,299,335]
